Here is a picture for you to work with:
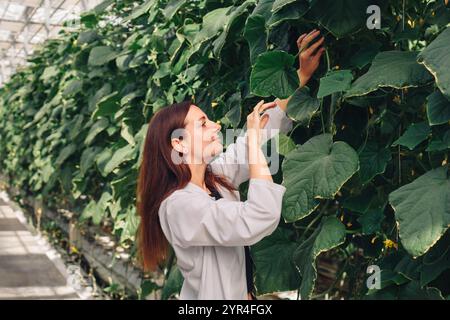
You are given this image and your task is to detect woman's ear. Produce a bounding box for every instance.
[171,138,188,154]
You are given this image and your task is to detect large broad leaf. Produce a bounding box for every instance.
[267,0,310,29]
[286,87,320,126]
[417,27,450,100]
[345,188,388,236]
[308,0,370,38]
[250,50,299,99]
[92,92,120,119]
[102,144,136,176]
[80,146,103,176]
[40,66,59,83]
[192,6,233,46]
[345,51,433,98]
[55,144,77,167]
[252,228,301,294]
[389,166,450,257]
[161,266,184,300]
[88,46,118,66]
[162,0,187,20]
[358,141,392,185]
[426,91,450,126]
[212,0,256,57]
[119,206,140,242]
[391,121,431,150]
[85,118,109,146]
[276,133,296,156]
[317,70,353,98]
[420,233,450,287]
[426,129,450,152]
[282,134,359,222]
[293,216,346,299]
[244,14,267,64]
[123,0,156,22]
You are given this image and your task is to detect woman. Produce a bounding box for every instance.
[136,29,325,300]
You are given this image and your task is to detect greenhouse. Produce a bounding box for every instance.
[0,0,449,304]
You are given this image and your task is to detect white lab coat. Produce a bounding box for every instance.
[158,101,293,299]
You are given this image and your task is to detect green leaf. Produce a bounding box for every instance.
[252,228,301,294]
[212,0,257,58]
[293,216,346,299]
[309,0,370,38]
[88,46,118,66]
[347,42,381,69]
[192,6,233,46]
[420,233,450,286]
[92,92,120,119]
[357,209,384,235]
[55,144,77,167]
[358,141,392,185]
[162,0,187,20]
[103,144,136,176]
[161,266,184,300]
[389,166,450,257]
[80,146,103,176]
[418,27,450,100]
[40,66,59,83]
[267,1,309,29]
[85,118,109,146]
[120,206,139,242]
[276,133,296,156]
[317,70,353,98]
[282,134,359,222]
[250,50,299,99]
[286,87,320,126]
[222,105,241,129]
[244,14,267,64]
[62,79,83,97]
[426,91,450,126]
[391,121,431,150]
[397,281,444,300]
[426,129,450,152]
[345,51,433,98]
[123,0,156,22]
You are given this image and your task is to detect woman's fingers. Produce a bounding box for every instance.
[258,101,277,114]
[299,29,321,51]
[296,33,307,48]
[252,100,276,116]
[260,114,270,128]
[304,36,325,56]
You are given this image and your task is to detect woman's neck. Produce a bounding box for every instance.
[188,163,208,191]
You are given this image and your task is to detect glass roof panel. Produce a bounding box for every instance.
[0,0,104,86]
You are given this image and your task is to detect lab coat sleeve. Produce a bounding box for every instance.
[160,179,286,247]
[209,100,293,188]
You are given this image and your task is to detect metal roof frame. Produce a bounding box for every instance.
[0,0,104,86]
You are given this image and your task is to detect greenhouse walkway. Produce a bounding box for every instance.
[0,191,81,300]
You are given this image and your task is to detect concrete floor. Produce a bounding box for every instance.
[0,193,81,299]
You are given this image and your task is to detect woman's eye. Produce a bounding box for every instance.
[202,121,206,127]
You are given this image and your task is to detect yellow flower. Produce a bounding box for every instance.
[70,245,79,254]
[383,239,398,249]
[211,102,218,108]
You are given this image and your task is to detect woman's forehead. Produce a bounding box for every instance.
[185,105,206,124]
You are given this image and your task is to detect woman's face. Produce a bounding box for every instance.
[173,104,222,164]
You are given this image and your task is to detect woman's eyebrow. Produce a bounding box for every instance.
[197,115,206,121]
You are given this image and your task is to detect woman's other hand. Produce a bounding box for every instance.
[297,29,326,87]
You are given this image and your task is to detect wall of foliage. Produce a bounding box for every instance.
[0,0,449,299]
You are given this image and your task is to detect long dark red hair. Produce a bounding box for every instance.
[136,99,236,272]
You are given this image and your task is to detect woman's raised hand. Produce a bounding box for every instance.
[297,29,326,87]
[246,100,277,180]
[246,100,277,146]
